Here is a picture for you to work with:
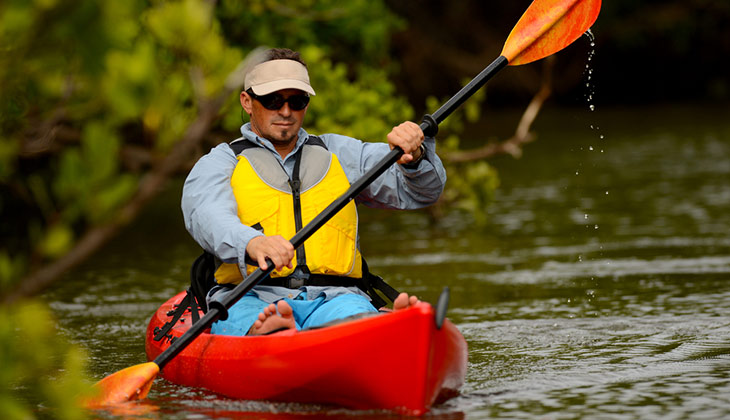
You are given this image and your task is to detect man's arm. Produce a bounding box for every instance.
[181,143,262,273]
[322,127,447,210]
[182,142,296,274]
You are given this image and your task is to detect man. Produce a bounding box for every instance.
[181,48,446,336]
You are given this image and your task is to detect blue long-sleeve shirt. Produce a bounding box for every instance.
[181,123,446,299]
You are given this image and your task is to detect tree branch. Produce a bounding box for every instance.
[442,56,554,163]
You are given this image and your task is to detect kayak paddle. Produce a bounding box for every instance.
[84,0,600,408]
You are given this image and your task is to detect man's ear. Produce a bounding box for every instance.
[240,91,253,114]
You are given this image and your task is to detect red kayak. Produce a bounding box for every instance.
[145,291,467,415]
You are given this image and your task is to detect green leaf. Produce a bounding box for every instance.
[38,222,74,259]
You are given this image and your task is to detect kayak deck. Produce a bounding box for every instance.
[145,291,467,415]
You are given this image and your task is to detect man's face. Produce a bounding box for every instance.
[241,88,308,148]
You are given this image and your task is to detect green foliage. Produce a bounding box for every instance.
[218,0,411,140]
[0,1,245,414]
[216,0,404,66]
[0,0,502,413]
[0,0,244,287]
[0,301,91,419]
[447,161,500,226]
[0,0,501,284]
[425,82,500,225]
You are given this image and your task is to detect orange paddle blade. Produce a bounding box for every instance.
[502,0,601,65]
[83,362,159,408]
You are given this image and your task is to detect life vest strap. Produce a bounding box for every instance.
[254,260,399,309]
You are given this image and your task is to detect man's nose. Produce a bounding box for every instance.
[278,103,292,116]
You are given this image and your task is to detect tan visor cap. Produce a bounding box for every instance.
[244,59,316,96]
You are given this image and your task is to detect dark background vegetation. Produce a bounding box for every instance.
[386,0,730,108]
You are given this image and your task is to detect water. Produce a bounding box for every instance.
[45,105,730,418]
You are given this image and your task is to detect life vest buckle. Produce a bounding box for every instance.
[285,277,305,288]
[285,266,310,288]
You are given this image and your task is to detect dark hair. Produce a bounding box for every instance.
[266,48,307,68]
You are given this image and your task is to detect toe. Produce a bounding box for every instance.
[277,300,293,317]
[393,292,409,310]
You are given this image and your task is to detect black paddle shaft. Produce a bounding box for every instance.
[153,54,510,370]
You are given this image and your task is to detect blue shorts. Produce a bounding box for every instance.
[210,291,377,336]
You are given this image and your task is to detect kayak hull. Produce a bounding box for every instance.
[145,291,467,415]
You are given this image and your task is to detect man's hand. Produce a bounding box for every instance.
[387,121,425,165]
[246,235,295,271]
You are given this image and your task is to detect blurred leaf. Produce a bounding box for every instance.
[38,222,74,259]
[0,301,92,419]
[451,161,500,226]
[88,175,137,224]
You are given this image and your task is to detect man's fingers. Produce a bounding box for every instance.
[388,122,425,164]
[247,235,294,271]
[257,255,269,270]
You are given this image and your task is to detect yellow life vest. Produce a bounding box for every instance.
[214,137,363,284]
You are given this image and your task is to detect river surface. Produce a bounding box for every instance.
[45,104,730,419]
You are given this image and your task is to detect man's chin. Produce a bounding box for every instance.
[269,132,296,146]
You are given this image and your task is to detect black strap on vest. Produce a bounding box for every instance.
[231,135,322,281]
[225,134,400,304]
[289,146,309,273]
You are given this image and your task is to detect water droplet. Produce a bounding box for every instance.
[589,146,594,151]
[594,224,599,229]
[589,104,595,111]
[599,134,604,139]
[584,214,589,220]
[605,191,609,195]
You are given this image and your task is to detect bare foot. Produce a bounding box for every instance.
[248,300,296,335]
[393,292,419,311]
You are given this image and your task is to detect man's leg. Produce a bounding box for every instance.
[239,292,420,335]
[300,294,378,329]
[210,292,269,336]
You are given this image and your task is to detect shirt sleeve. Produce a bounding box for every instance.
[181,142,262,275]
[321,134,447,209]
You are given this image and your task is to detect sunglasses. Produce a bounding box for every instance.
[247,90,310,111]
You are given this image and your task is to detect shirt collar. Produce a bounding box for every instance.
[239,123,310,161]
